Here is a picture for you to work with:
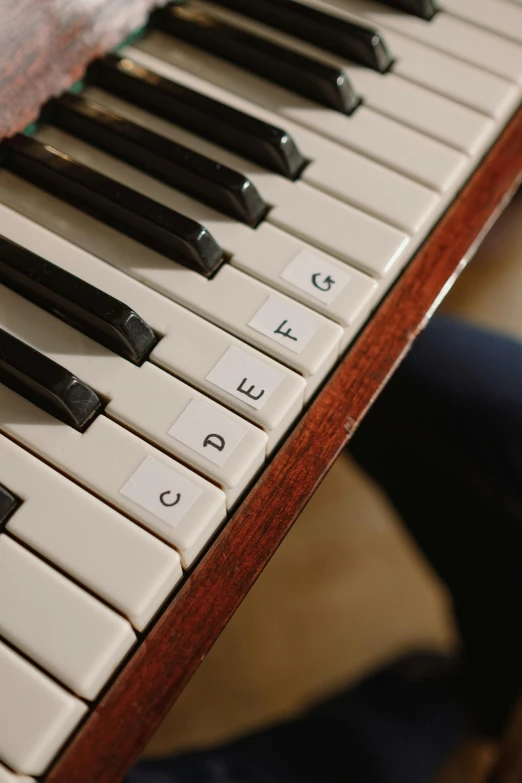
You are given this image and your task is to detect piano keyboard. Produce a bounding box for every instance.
[0,0,520,776]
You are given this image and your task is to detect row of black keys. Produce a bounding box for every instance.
[1,29,297,433]
[147,0,435,105]
[0,0,436,434]
[0,0,436,280]
[0,1,365,436]
[208,0,438,29]
[159,0,434,85]
[0,232,150,431]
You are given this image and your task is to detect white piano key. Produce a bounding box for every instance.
[0,200,305,443]
[341,65,496,154]
[130,37,468,192]
[0,641,87,776]
[279,246,377,315]
[1,434,182,631]
[441,0,522,46]
[239,101,467,194]
[247,295,323,353]
[205,347,287,410]
[280,250,355,305]
[195,3,496,156]
[256,177,410,276]
[35,123,409,281]
[85,80,441,236]
[223,225,380,324]
[155,323,305,444]
[167,399,250,467]
[0,763,33,782]
[298,131,439,235]
[0,536,136,700]
[0,167,342,388]
[319,0,522,85]
[383,29,521,120]
[0,384,227,567]
[0,285,267,506]
[0,538,134,701]
[120,457,204,532]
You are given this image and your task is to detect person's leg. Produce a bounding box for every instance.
[349,315,522,735]
[126,653,466,783]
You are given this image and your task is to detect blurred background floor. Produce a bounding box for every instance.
[144,191,522,782]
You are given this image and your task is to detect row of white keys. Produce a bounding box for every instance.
[347,68,495,155]
[130,37,469,193]
[34,121,409,280]
[0,762,33,782]
[0,201,306,446]
[441,0,522,46]
[340,62,495,155]
[0,434,183,631]
[196,0,496,156]
[343,59,496,157]
[0,168,342,396]
[383,28,520,120]
[91,65,441,235]
[1,285,267,506]
[0,382,226,567]
[83,85,408,283]
[0,535,136,700]
[0,640,86,776]
[319,0,522,85]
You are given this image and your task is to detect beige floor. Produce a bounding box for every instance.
[145,193,522,781]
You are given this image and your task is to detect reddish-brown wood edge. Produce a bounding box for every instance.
[0,0,167,141]
[44,108,522,783]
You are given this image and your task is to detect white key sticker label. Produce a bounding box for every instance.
[120,456,202,529]
[280,250,352,305]
[248,296,321,354]
[168,398,248,467]
[206,347,285,410]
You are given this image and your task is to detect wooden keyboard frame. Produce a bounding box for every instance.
[2,4,522,782]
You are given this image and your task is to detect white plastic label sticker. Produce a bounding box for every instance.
[168,399,248,467]
[120,456,202,528]
[280,250,352,305]
[206,347,285,410]
[248,296,322,354]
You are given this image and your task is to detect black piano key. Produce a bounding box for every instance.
[90,55,306,180]
[3,135,224,277]
[0,235,156,365]
[0,327,103,431]
[153,4,361,115]
[0,484,19,526]
[209,0,393,72]
[50,93,268,227]
[379,0,438,19]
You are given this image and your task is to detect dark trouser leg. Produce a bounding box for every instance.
[126,653,466,783]
[349,316,522,735]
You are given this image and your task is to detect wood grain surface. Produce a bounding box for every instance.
[43,107,522,783]
[0,0,167,140]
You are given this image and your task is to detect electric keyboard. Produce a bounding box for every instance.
[0,1,521,781]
